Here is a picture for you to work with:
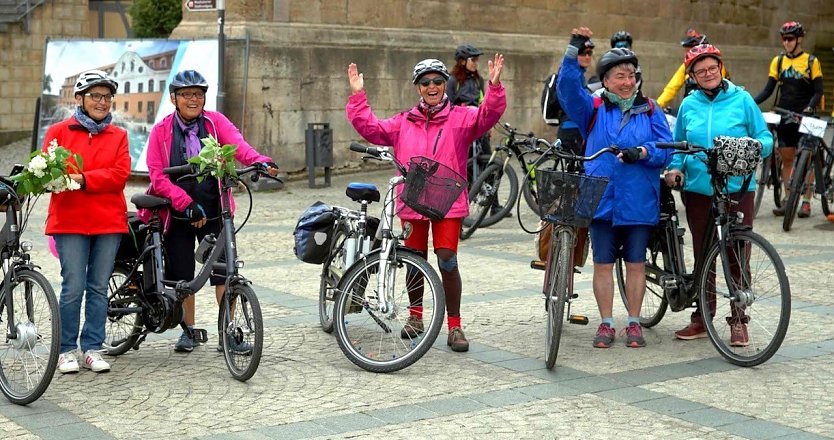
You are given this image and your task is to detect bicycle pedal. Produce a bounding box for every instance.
[190,328,208,343]
[132,334,147,350]
[568,314,589,325]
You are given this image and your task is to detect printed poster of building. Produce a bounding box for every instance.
[40,39,219,173]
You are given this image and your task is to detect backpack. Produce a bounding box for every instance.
[293,201,337,264]
[541,73,563,126]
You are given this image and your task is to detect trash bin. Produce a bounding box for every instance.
[305,123,333,188]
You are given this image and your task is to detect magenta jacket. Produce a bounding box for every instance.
[346,81,506,219]
[140,110,272,229]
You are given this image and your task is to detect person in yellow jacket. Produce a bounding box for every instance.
[657,28,730,109]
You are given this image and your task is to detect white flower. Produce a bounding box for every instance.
[66,177,81,191]
[47,139,58,159]
[28,154,47,173]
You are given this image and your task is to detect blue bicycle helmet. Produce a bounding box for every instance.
[169,70,209,93]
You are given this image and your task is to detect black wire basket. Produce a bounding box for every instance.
[401,156,466,221]
[536,169,608,227]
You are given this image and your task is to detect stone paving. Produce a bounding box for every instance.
[1,139,833,439]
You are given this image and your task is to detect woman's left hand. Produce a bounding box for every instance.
[487,53,504,85]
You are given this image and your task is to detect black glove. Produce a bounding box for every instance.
[569,34,592,52]
[185,201,206,222]
[620,147,643,164]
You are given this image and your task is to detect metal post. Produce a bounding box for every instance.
[31,97,41,153]
[216,0,225,113]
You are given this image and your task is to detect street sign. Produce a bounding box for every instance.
[184,0,217,11]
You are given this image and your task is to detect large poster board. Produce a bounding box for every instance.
[40,39,219,173]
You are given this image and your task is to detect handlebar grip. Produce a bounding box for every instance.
[163,164,196,175]
[655,142,689,150]
[350,142,383,157]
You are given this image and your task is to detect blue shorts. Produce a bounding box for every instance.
[589,220,653,264]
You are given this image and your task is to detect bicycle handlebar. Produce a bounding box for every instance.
[162,162,283,184]
[349,142,407,175]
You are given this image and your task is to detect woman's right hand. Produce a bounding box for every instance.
[347,63,364,95]
[664,170,684,187]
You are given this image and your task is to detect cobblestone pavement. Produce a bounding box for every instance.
[1,140,833,439]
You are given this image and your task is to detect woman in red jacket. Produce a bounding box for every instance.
[47,70,131,374]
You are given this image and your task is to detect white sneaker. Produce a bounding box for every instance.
[82,350,111,373]
[57,351,80,374]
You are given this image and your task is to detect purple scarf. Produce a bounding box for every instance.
[174,112,202,158]
[418,96,449,118]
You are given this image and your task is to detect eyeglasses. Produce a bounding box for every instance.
[579,50,594,56]
[84,92,114,103]
[693,64,721,78]
[176,91,206,99]
[418,77,446,87]
[781,36,797,42]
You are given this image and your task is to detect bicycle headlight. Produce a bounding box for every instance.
[21,241,33,252]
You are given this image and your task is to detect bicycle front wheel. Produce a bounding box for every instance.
[104,264,144,355]
[334,248,445,373]
[545,229,571,369]
[0,269,60,405]
[219,283,263,381]
[783,148,811,231]
[753,155,772,217]
[319,224,349,333]
[461,163,501,240]
[698,230,790,367]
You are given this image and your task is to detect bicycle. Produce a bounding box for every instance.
[772,107,834,231]
[460,135,519,238]
[104,162,280,381]
[616,140,791,367]
[331,143,456,373]
[753,111,783,217]
[0,167,60,405]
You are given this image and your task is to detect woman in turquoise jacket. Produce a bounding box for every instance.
[664,44,773,345]
[558,27,672,349]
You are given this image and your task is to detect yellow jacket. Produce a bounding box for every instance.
[657,63,730,108]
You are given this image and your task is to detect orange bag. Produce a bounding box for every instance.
[536,222,589,267]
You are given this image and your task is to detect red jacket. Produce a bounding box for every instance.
[44,117,130,235]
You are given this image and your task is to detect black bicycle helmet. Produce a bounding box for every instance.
[455,43,483,61]
[596,48,639,79]
[780,21,805,37]
[73,70,118,96]
[412,59,450,84]
[680,27,708,47]
[610,31,633,49]
[168,70,209,93]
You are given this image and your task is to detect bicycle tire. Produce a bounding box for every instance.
[782,148,811,231]
[753,155,771,216]
[698,229,790,367]
[0,269,60,405]
[772,151,783,209]
[819,155,833,217]
[219,283,263,382]
[522,156,557,216]
[334,248,444,373]
[473,164,519,228]
[544,229,570,370]
[460,163,501,240]
[616,258,668,328]
[319,224,349,333]
[104,264,144,355]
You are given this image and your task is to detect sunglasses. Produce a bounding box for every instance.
[418,77,446,87]
[782,36,797,42]
[579,50,594,56]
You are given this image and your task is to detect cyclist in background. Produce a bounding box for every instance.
[657,28,730,110]
[557,38,596,157]
[143,70,279,354]
[665,44,773,344]
[610,31,633,50]
[346,55,506,352]
[753,21,824,218]
[558,27,672,349]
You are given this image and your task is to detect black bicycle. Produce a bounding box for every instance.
[0,167,60,405]
[616,140,791,367]
[104,162,280,381]
[753,111,783,217]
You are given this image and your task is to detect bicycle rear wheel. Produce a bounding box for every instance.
[466,162,519,228]
[0,269,60,405]
[616,258,668,328]
[461,163,502,240]
[698,230,790,367]
[771,151,783,209]
[522,156,558,216]
[319,224,349,333]
[753,155,772,216]
[782,149,811,231]
[104,264,144,355]
[334,248,444,373]
[219,283,263,381]
[545,229,571,369]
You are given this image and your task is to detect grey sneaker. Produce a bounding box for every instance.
[624,323,646,348]
[174,331,194,353]
[592,323,615,348]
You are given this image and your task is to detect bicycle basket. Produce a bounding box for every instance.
[712,136,762,177]
[401,156,466,220]
[536,170,608,227]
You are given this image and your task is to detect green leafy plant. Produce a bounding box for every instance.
[11,139,84,196]
[187,135,237,182]
[129,0,183,38]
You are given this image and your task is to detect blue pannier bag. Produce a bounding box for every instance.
[293,201,337,264]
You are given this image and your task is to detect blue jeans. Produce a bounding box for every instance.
[54,233,121,353]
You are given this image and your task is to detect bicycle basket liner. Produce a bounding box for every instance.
[536,170,608,227]
[293,201,337,264]
[115,212,147,262]
[712,136,762,177]
[401,156,466,220]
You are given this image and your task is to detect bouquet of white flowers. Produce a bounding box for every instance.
[187,135,237,182]
[11,139,84,196]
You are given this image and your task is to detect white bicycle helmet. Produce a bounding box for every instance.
[412,59,450,84]
[73,70,118,95]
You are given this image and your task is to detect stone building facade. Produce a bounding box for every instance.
[2,0,834,171]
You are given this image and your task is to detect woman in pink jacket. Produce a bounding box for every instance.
[345,54,506,352]
[144,70,278,354]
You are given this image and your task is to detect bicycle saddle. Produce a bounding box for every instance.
[346,182,380,203]
[130,194,172,210]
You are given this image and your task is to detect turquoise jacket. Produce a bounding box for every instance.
[671,80,773,196]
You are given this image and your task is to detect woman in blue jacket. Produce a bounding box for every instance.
[558,27,672,349]
[665,44,773,345]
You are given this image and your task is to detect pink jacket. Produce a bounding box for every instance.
[140,110,272,229]
[346,81,506,219]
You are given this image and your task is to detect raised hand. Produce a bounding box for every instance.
[487,53,504,85]
[347,63,364,94]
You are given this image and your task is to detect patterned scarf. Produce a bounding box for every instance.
[603,90,638,113]
[418,96,449,118]
[174,112,203,158]
[74,106,112,135]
